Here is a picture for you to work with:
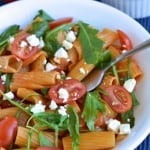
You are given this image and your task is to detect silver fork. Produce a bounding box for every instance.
[82,39,150,91]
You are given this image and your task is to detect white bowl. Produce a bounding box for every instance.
[0,0,150,149]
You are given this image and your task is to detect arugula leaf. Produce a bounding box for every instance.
[44,24,72,56]
[131,92,139,106]
[96,50,112,69]
[0,25,19,54]
[78,21,104,64]
[67,106,80,150]
[40,88,49,96]
[34,9,54,21]
[28,21,49,37]
[120,109,135,128]
[39,131,54,147]
[81,91,106,131]
[5,73,13,92]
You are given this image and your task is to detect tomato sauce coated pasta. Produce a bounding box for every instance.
[0,10,143,150]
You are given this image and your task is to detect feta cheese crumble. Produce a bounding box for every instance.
[58,88,69,103]
[123,78,136,93]
[45,62,57,72]
[54,47,69,59]
[62,40,73,50]
[49,100,58,110]
[58,106,68,116]
[107,119,121,133]
[20,40,28,48]
[1,74,7,83]
[119,124,131,134]
[3,91,15,100]
[79,67,86,75]
[30,101,46,114]
[66,31,76,43]
[26,34,40,47]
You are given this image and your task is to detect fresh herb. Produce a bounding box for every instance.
[67,106,80,150]
[28,21,49,37]
[78,21,104,65]
[44,24,72,56]
[131,92,139,106]
[121,109,135,128]
[5,73,13,92]
[96,50,111,69]
[112,65,120,85]
[40,88,49,96]
[39,131,54,147]
[81,91,106,131]
[0,25,19,54]
[34,9,54,22]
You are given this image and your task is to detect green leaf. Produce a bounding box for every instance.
[120,109,135,128]
[5,73,13,92]
[34,9,54,21]
[96,50,112,69]
[67,106,80,150]
[44,24,72,56]
[78,21,104,64]
[131,92,139,107]
[0,25,19,54]
[39,131,54,147]
[40,88,49,96]
[28,21,49,37]
[81,91,106,131]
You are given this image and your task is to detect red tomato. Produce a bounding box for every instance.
[10,33,38,60]
[0,117,18,148]
[102,85,132,113]
[117,29,133,50]
[49,17,73,30]
[36,147,60,150]
[0,79,6,98]
[48,79,86,104]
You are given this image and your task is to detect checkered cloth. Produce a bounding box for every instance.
[0,0,150,150]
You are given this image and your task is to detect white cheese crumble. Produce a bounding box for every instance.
[107,119,121,133]
[26,34,40,47]
[9,36,15,43]
[49,100,58,110]
[54,47,68,59]
[45,62,57,72]
[79,67,86,75]
[58,106,68,116]
[3,91,14,100]
[20,40,28,48]
[30,101,46,114]
[58,88,69,103]
[66,30,76,43]
[1,74,7,83]
[38,37,45,49]
[123,78,136,93]
[62,40,73,50]
[119,124,131,134]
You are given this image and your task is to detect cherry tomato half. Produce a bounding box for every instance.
[48,79,86,104]
[117,29,133,50]
[10,33,38,60]
[36,147,60,150]
[0,79,6,98]
[102,85,132,113]
[0,117,18,148]
[49,17,73,30]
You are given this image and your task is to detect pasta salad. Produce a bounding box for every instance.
[0,10,143,150]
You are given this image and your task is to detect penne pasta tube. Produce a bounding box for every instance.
[100,75,119,90]
[15,126,55,148]
[17,88,45,104]
[97,28,118,48]
[31,54,47,71]
[0,55,23,73]
[62,131,115,150]
[10,71,60,91]
[0,107,19,119]
[68,59,95,81]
